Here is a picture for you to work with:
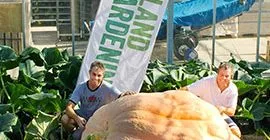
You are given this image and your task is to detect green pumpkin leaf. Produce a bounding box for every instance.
[0,45,18,70]
[42,48,66,69]
[251,102,268,121]
[24,111,59,140]
[170,67,185,81]
[6,83,36,109]
[19,47,44,66]
[242,98,254,111]
[0,132,10,140]
[233,80,258,96]
[59,56,81,90]
[0,104,12,114]
[0,113,18,133]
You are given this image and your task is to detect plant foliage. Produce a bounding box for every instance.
[0,45,81,139]
[0,45,269,139]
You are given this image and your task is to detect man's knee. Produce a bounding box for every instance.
[61,114,69,125]
[61,114,77,132]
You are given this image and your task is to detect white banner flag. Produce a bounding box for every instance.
[77,0,168,92]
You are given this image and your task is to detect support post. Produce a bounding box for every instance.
[167,0,174,64]
[211,0,217,66]
[256,0,262,62]
[22,0,26,49]
[266,40,270,62]
[71,0,75,56]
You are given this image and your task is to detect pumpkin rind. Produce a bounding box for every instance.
[81,90,239,140]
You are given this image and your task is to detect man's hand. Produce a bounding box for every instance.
[118,91,137,98]
[75,115,87,128]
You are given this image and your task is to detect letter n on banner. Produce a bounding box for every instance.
[77,0,169,92]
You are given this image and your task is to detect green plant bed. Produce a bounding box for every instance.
[0,45,269,139]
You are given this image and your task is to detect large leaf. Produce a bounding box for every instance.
[0,132,10,140]
[0,113,18,133]
[24,111,59,140]
[147,59,166,69]
[6,83,36,110]
[254,78,270,92]
[238,72,253,84]
[0,45,18,70]
[233,80,258,96]
[179,75,198,87]
[238,98,254,119]
[250,62,270,76]
[19,59,45,76]
[238,60,254,75]
[261,69,270,78]
[153,80,176,91]
[0,104,12,114]
[19,92,63,114]
[18,70,45,88]
[31,71,46,83]
[59,56,82,90]
[251,102,268,121]
[198,69,214,78]
[143,74,153,86]
[242,98,254,111]
[239,99,269,121]
[151,68,168,84]
[42,48,66,69]
[183,59,211,75]
[61,49,70,61]
[19,47,44,66]
[170,67,185,81]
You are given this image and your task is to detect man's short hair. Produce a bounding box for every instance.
[89,61,105,72]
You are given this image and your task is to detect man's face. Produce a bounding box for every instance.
[89,67,104,88]
[217,68,232,87]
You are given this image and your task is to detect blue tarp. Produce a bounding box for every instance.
[157,0,255,39]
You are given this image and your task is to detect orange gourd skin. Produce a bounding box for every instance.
[81,90,240,140]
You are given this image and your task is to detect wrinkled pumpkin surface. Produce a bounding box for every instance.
[81,90,239,140]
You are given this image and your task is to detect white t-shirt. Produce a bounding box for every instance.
[187,75,238,109]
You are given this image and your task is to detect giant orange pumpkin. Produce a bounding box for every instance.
[81,90,240,140]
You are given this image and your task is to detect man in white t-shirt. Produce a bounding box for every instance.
[185,62,241,138]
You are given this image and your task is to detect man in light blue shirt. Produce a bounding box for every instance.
[61,61,134,139]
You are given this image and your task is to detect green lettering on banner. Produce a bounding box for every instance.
[104,71,116,84]
[101,33,125,49]
[113,0,138,5]
[96,46,122,63]
[127,35,150,51]
[110,5,134,22]
[103,63,118,71]
[106,20,130,36]
[131,21,154,38]
[139,0,163,5]
[135,7,157,20]
[103,63,117,83]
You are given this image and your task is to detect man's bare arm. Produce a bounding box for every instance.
[216,106,236,116]
[65,101,86,128]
